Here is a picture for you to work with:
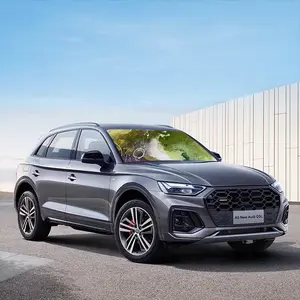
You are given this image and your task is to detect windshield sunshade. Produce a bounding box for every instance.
[106,129,216,163]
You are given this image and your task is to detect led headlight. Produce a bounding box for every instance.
[271,180,284,193]
[158,182,206,196]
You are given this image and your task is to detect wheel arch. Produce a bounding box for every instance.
[112,183,157,222]
[14,177,38,211]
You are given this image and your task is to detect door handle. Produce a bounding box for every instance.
[32,170,40,177]
[68,174,76,181]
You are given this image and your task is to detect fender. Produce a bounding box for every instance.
[111,182,157,222]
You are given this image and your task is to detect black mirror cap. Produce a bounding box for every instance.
[211,151,222,161]
[81,150,106,166]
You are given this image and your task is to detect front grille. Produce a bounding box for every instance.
[205,187,281,226]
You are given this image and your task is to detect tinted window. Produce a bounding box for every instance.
[35,135,54,157]
[46,130,77,160]
[76,130,112,161]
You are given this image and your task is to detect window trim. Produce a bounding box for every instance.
[44,129,79,160]
[74,128,116,163]
[33,134,56,158]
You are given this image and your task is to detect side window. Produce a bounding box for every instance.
[46,130,77,160]
[76,130,112,161]
[35,135,54,157]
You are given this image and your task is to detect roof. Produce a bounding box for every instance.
[49,122,175,132]
[99,123,174,130]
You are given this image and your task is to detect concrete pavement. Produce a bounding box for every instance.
[0,195,300,300]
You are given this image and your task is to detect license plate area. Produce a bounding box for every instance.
[233,210,264,225]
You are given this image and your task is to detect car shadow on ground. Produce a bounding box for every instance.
[46,232,121,257]
[46,232,300,272]
[166,241,300,272]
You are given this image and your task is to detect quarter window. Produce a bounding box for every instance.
[46,130,77,160]
[76,130,112,162]
[35,135,54,157]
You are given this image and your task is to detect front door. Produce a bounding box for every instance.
[65,129,114,232]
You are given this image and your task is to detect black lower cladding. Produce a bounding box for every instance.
[205,187,281,227]
[171,210,204,233]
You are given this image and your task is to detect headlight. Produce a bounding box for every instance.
[158,181,206,196]
[271,181,284,193]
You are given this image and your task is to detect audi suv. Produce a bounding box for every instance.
[14,122,289,263]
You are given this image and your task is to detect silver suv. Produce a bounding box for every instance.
[14,122,289,263]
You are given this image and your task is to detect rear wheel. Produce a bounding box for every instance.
[114,199,166,263]
[228,238,275,253]
[17,191,51,241]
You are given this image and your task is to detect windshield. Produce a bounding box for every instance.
[106,129,217,163]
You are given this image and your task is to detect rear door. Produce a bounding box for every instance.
[65,129,114,232]
[32,130,78,221]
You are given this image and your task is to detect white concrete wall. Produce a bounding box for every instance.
[172,82,300,202]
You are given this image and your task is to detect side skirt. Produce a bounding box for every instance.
[47,217,114,235]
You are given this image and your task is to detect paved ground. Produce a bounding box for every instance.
[0,195,300,300]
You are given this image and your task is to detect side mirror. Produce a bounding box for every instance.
[212,151,222,161]
[81,150,106,166]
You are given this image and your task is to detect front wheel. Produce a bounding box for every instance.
[228,238,275,253]
[114,199,166,263]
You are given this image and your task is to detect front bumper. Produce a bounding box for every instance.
[150,186,289,244]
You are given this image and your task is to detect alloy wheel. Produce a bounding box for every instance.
[118,207,154,256]
[19,196,36,235]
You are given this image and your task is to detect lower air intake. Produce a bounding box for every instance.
[171,210,204,233]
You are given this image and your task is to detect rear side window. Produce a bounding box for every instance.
[46,130,77,160]
[35,135,54,157]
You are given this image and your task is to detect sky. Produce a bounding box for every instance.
[0,0,300,188]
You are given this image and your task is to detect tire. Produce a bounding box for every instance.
[114,199,166,263]
[228,238,275,253]
[17,191,51,241]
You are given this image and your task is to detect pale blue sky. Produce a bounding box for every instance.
[1,1,300,111]
[0,0,300,169]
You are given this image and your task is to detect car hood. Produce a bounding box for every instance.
[121,161,275,187]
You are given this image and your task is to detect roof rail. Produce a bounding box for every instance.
[50,122,99,132]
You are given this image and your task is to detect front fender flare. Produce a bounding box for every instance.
[111,182,157,222]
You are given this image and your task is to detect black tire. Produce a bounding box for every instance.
[228,238,275,253]
[114,199,166,263]
[17,191,51,241]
